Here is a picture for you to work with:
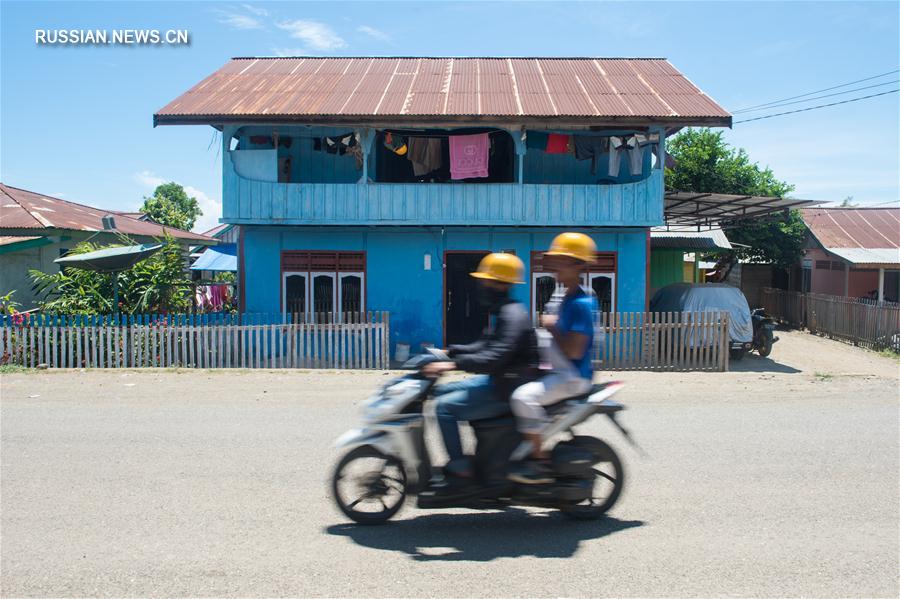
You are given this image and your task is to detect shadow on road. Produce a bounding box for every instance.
[729,353,802,374]
[326,509,644,561]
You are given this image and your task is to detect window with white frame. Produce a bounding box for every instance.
[531,250,617,319]
[281,251,365,320]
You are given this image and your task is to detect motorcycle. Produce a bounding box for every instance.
[330,348,637,525]
[751,308,778,358]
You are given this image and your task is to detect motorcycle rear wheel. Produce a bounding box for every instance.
[559,437,624,520]
[757,337,773,357]
[332,445,407,525]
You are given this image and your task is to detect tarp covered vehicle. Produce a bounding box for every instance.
[649,283,754,359]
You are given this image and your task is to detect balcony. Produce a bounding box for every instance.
[222,164,664,227]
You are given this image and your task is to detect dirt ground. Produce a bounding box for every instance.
[1,329,898,597]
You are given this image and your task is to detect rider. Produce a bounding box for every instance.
[508,232,599,484]
[422,252,539,483]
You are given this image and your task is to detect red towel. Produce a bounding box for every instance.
[545,134,570,154]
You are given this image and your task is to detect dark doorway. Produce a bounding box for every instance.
[445,252,490,346]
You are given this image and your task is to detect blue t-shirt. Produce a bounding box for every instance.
[557,286,596,380]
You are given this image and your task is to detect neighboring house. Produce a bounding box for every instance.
[190,224,238,280]
[155,56,731,351]
[799,207,900,302]
[0,183,215,309]
[650,228,732,294]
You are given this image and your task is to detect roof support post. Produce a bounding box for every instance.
[877,268,885,303]
[653,126,665,170]
[843,264,850,297]
[511,127,526,185]
[357,128,375,185]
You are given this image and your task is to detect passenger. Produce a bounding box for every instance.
[508,233,598,484]
[422,253,539,485]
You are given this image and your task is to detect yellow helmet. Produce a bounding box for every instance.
[545,232,597,263]
[470,253,525,284]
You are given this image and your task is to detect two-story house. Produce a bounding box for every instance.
[155,57,730,351]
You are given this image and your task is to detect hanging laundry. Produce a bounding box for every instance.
[525,131,549,150]
[608,135,644,177]
[573,135,609,174]
[407,137,443,176]
[449,133,490,179]
[324,132,356,155]
[545,134,570,154]
[346,143,364,170]
[313,138,322,152]
[383,132,408,156]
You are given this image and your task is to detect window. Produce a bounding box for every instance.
[531,251,617,318]
[586,273,615,313]
[281,251,365,320]
[283,272,308,316]
[531,272,561,324]
[815,260,830,270]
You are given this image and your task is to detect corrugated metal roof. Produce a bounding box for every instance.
[826,247,900,266]
[155,57,731,126]
[801,207,900,266]
[651,227,732,250]
[0,235,40,247]
[0,183,214,244]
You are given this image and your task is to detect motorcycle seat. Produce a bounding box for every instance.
[544,382,624,416]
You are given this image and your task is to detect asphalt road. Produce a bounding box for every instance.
[2,331,898,597]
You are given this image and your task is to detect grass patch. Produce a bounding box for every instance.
[813,371,834,381]
[875,348,900,361]
[0,364,28,374]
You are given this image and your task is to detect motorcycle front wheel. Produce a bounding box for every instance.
[332,445,407,525]
[559,437,625,520]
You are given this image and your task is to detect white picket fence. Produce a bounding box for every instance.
[594,311,731,371]
[0,312,390,369]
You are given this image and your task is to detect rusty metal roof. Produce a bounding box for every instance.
[800,207,900,266]
[0,183,215,244]
[155,57,731,127]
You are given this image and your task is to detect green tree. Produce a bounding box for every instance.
[665,128,801,267]
[140,182,202,231]
[30,237,193,314]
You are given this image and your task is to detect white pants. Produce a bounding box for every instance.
[510,373,592,433]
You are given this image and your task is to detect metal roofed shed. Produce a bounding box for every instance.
[154,57,731,128]
[664,191,818,229]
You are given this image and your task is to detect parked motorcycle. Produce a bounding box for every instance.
[751,308,778,357]
[330,348,637,525]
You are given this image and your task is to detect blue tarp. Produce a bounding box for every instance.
[191,244,237,271]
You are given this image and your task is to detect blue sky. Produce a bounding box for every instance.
[2,1,898,231]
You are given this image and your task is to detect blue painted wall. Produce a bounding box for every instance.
[242,226,648,352]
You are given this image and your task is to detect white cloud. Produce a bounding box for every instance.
[357,25,391,43]
[133,171,222,233]
[276,19,345,51]
[242,3,268,17]
[215,11,263,30]
[271,47,310,57]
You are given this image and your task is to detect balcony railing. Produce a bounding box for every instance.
[222,161,664,227]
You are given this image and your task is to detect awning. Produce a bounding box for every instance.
[665,191,818,229]
[190,243,237,271]
[651,227,732,250]
[55,243,163,272]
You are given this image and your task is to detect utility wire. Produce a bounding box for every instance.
[732,80,899,114]
[733,89,899,124]
[731,68,899,113]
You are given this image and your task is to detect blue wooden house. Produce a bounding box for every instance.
[156,57,730,351]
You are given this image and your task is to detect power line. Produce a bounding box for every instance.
[732,79,899,114]
[733,89,899,124]
[731,69,899,113]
